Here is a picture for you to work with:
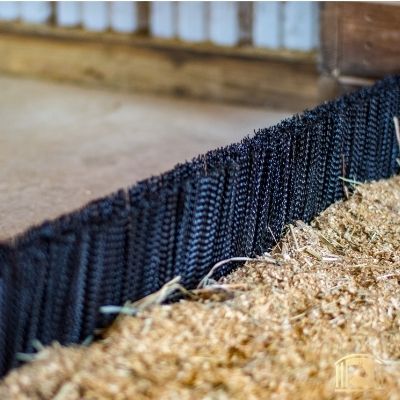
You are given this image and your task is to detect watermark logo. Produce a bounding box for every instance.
[335,353,383,393]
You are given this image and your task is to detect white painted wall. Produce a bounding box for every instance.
[283,2,318,51]
[20,1,52,24]
[0,2,20,21]
[111,2,138,33]
[82,2,109,32]
[56,2,81,27]
[150,2,176,39]
[0,1,320,51]
[253,2,282,49]
[177,2,208,43]
[209,2,240,46]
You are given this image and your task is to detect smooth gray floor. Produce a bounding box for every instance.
[0,75,290,239]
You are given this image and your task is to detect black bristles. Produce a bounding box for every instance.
[0,76,399,377]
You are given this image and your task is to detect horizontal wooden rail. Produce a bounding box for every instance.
[0,22,319,110]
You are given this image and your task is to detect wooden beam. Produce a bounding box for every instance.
[0,22,318,110]
[321,2,400,81]
[238,2,253,46]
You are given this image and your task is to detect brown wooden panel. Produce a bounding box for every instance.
[321,2,400,79]
[0,22,318,110]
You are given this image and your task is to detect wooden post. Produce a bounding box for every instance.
[319,2,400,98]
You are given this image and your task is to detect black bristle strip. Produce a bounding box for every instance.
[0,76,400,377]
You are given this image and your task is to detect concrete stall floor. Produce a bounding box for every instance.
[0,75,291,240]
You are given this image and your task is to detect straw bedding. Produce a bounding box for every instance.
[1,175,400,399]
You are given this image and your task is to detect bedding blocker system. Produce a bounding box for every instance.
[0,76,399,377]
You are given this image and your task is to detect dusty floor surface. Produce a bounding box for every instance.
[1,175,399,399]
[0,75,289,240]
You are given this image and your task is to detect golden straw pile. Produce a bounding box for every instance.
[1,176,400,399]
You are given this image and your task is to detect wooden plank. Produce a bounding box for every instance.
[177,2,208,43]
[20,1,52,25]
[0,20,316,62]
[150,1,176,39]
[82,2,109,32]
[56,2,81,28]
[209,2,240,46]
[238,2,253,45]
[252,2,282,49]
[0,23,318,110]
[283,2,317,51]
[319,2,339,75]
[0,2,20,21]
[320,2,400,80]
